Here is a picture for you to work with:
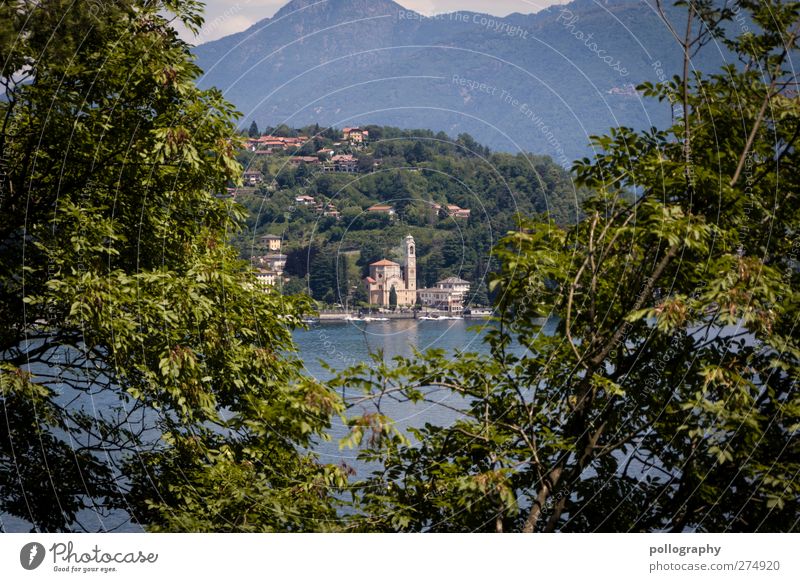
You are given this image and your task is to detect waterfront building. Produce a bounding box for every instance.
[365,235,417,307]
[418,276,470,313]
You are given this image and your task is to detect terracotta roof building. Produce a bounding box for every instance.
[365,235,417,308]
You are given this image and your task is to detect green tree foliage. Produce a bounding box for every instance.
[307,249,353,306]
[357,239,390,276]
[0,0,345,532]
[248,120,260,137]
[309,251,337,303]
[332,0,800,532]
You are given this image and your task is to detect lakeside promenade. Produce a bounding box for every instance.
[314,309,495,322]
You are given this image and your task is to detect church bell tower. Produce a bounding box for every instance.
[404,234,416,292]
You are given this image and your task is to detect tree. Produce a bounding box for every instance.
[332,0,800,532]
[389,286,398,311]
[357,154,375,173]
[421,249,444,288]
[335,253,354,307]
[298,140,317,156]
[309,251,338,303]
[248,120,260,138]
[357,239,389,276]
[352,283,369,308]
[309,248,352,305]
[405,141,430,164]
[295,161,313,181]
[282,277,309,297]
[272,124,294,138]
[0,0,346,532]
[442,236,463,272]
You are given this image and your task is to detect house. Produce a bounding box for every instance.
[295,195,316,206]
[342,127,369,144]
[322,203,340,219]
[253,251,287,282]
[290,156,320,165]
[438,203,471,219]
[255,269,279,288]
[245,135,308,152]
[334,154,358,172]
[284,136,308,147]
[316,148,334,158]
[418,277,471,313]
[323,154,359,173]
[243,170,263,186]
[437,276,471,294]
[366,204,395,216]
[260,234,282,252]
[261,254,287,273]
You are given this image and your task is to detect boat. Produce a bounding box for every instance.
[345,316,390,323]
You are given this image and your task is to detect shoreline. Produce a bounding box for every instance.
[310,310,495,322]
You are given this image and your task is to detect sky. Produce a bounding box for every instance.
[184,1,569,43]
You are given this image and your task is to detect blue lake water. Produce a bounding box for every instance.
[2,317,753,532]
[2,318,542,532]
[295,318,509,469]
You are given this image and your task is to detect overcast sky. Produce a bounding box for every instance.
[185,1,569,43]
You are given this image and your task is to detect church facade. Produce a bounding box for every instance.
[365,235,417,307]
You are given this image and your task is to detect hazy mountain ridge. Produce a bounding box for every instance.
[194,0,722,161]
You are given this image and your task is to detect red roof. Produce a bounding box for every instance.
[365,276,377,284]
[370,259,399,267]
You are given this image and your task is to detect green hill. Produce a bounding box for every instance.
[232,125,588,307]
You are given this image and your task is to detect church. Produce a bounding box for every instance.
[365,235,417,307]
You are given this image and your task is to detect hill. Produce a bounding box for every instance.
[230,124,587,306]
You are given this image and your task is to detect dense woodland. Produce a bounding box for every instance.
[234,125,586,305]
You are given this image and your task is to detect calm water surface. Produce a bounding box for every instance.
[294,318,540,471]
[2,319,532,532]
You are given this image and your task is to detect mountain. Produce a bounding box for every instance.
[194,0,724,162]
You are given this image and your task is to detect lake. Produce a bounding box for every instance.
[0,318,535,532]
[296,318,499,467]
